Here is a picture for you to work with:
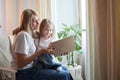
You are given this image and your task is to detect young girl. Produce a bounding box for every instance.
[33,19,65,71]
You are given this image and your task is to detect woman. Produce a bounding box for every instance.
[13,9,73,80]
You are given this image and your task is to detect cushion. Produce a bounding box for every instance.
[8,36,16,68]
[0,36,12,79]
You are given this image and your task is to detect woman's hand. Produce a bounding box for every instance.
[37,48,54,55]
[48,43,55,53]
[48,43,54,49]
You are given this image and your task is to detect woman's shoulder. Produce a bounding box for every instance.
[16,31,31,40]
[16,31,27,37]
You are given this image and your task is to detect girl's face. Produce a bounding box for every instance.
[31,15,40,31]
[42,24,53,38]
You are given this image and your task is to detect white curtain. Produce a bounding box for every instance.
[1,0,53,35]
[36,0,52,20]
[0,0,6,36]
[0,0,37,35]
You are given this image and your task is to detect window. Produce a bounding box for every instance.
[51,0,87,79]
[50,0,87,67]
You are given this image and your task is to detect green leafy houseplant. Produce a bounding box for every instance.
[57,23,83,66]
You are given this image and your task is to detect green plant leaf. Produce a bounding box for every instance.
[57,23,83,66]
[57,56,62,62]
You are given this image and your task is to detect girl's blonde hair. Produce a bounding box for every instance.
[39,19,55,38]
[19,9,38,34]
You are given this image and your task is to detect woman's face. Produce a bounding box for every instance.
[42,24,53,38]
[31,15,40,31]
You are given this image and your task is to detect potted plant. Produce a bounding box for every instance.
[57,23,83,66]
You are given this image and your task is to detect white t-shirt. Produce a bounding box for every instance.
[36,37,53,50]
[13,31,36,69]
[35,37,60,63]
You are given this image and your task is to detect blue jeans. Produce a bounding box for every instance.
[33,54,61,69]
[16,67,73,80]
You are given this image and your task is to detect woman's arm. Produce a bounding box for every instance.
[16,49,51,68]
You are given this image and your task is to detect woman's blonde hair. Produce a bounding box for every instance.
[39,19,55,38]
[19,9,38,33]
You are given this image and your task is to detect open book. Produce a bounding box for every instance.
[52,36,76,57]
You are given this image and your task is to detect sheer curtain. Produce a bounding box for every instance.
[36,0,52,20]
[0,0,6,36]
[0,0,39,35]
[87,0,120,80]
[0,0,56,37]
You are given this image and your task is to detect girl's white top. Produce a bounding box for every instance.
[35,37,60,63]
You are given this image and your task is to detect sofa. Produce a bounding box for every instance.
[0,35,16,80]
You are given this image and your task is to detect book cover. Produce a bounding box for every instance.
[52,36,76,57]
